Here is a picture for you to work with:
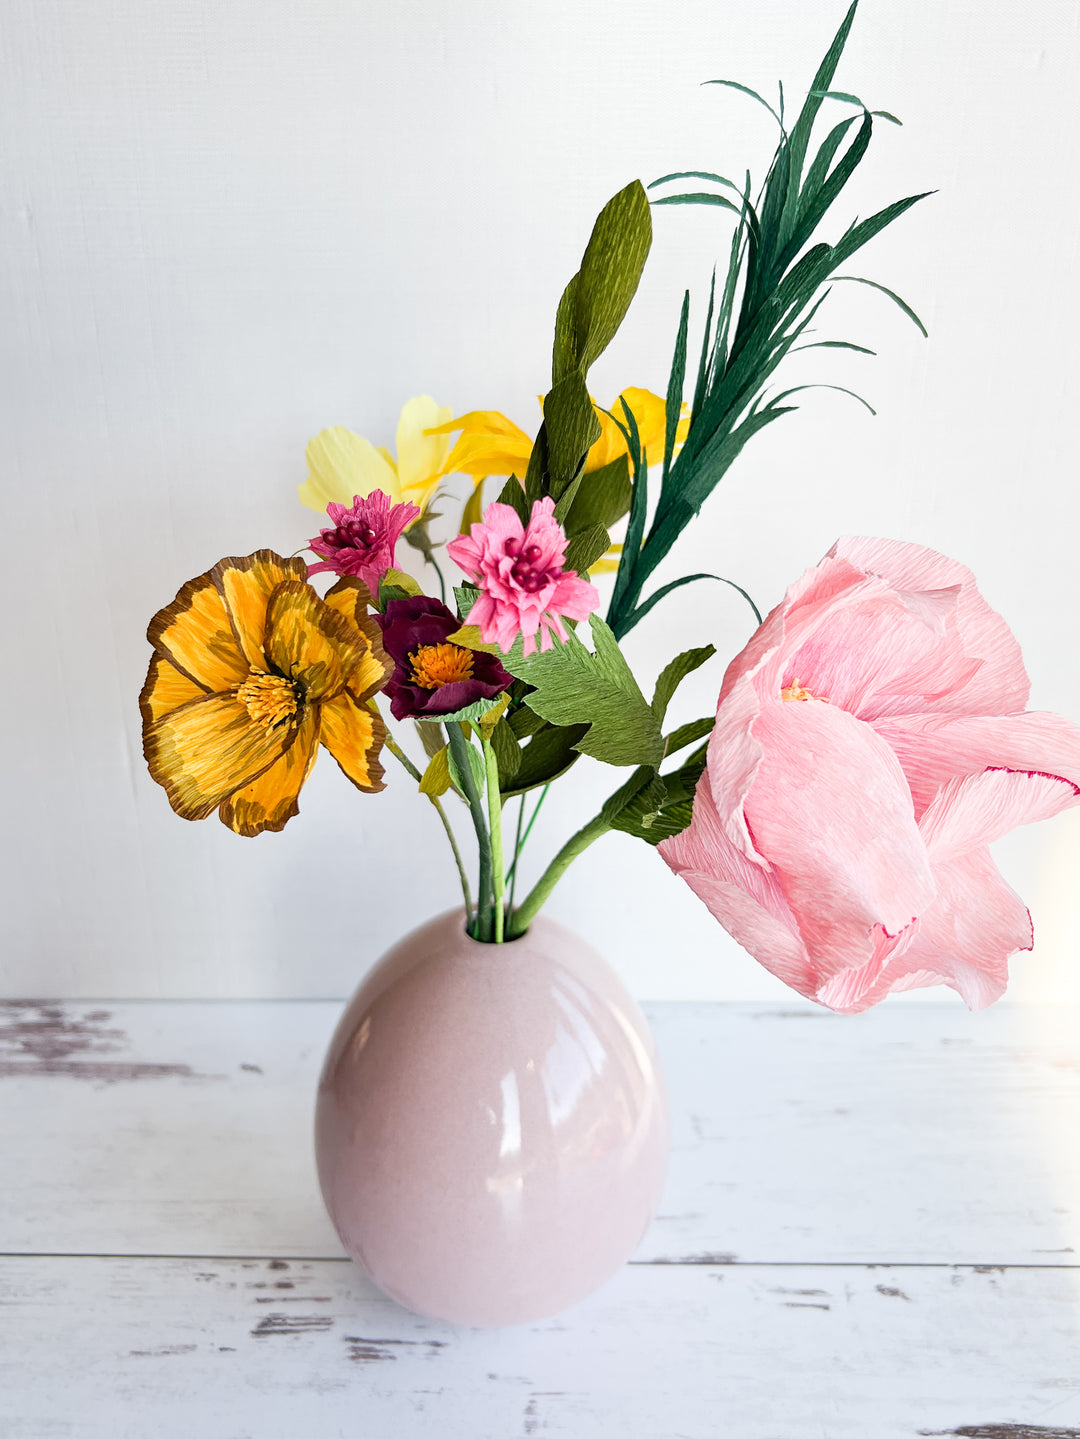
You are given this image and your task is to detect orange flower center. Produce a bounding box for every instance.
[781,678,828,704]
[409,643,475,691]
[237,670,299,726]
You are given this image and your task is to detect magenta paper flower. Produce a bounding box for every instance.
[308,489,420,593]
[446,497,600,655]
[660,536,1080,1014]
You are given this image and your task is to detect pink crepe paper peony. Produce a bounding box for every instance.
[307,489,420,593]
[660,536,1080,1014]
[447,497,599,655]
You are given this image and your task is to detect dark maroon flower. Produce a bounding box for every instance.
[377,596,512,721]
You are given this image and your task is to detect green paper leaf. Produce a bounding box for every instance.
[418,745,452,798]
[650,192,743,215]
[496,473,531,524]
[664,716,715,758]
[544,370,601,498]
[561,179,653,379]
[601,765,668,828]
[507,702,547,739]
[489,715,521,785]
[506,616,663,769]
[832,274,929,337]
[500,720,588,799]
[446,731,486,798]
[651,645,717,726]
[608,741,711,845]
[702,79,784,129]
[414,721,446,761]
[563,523,611,579]
[648,170,743,193]
[433,695,509,726]
[560,455,632,535]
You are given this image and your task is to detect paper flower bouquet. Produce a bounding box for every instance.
[137,3,1080,1325]
[140,5,1080,1018]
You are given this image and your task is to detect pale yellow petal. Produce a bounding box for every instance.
[395,396,453,508]
[299,426,401,513]
[590,543,624,575]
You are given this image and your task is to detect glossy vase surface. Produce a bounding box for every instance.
[314,909,669,1327]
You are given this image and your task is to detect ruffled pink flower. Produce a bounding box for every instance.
[447,497,599,656]
[307,489,419,593]
[660,536,1080,1014]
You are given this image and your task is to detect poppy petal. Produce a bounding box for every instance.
[139,654,208,725]
[218,707,320,835]
[147,572,248,692]
[264,581,364,700]
[319,687,386,792]
[211,551,309,672]
[144,693,294,821]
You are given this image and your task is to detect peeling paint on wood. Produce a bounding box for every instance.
[647,1251,737,1265]
[920,1427,1080,1438]
[342,1335,447,1364]
[875,1284,911,1300]
[0,1001,198,1082]
[250,1314,334,1336]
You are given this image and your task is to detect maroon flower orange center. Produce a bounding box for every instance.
[781,678,828,704]
[237,670,299,726]
[409,643,475,691]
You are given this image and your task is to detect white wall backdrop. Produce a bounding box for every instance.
[3,0,1080,1001]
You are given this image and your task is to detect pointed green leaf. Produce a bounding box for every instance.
[446,731,486,797]
[506,616,663,768]
[489,715,521,785]
[702,78,784,128]
[568,179,653,376]
[651,192,743,215]
[832,274,928,336]
[651,645,717,726]
[648,170,742,192]
[664,716,715,758]
[500,721,588,798]
[560,454,632,534]
[418,745,452,798]
[414,721,446,761]
[563,523,611,578]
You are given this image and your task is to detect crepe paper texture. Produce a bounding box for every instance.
[137,2,1080,1010]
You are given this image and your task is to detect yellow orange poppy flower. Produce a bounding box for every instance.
[298,396,453,522]
[140,552,392,836]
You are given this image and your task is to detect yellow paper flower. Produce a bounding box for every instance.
[429,387,689,485]
[140,553,391,836]
[298,396,453,521]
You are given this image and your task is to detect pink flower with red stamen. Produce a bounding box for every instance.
[307,489,419,594]
[447,497,600,656]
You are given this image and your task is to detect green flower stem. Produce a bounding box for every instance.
[448,722,493,941]
[506,783,550,882]
[377,712,473,924]
[506,794,526,915]
[482,736,506,944]
[507,811,611,939]
[430,795,474,927]
[428,554,448,606]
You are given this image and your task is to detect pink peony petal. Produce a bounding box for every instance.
[879,848,1032,1011]
[872,710,1080,819]
[743,700,936,976]
[660,778,817,998]
[830,536,1030,715]
[919,766,1080,860]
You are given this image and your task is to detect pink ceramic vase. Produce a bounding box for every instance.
[314,909,669,1327]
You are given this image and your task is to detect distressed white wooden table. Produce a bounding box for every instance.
[2,998,1079,1438]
